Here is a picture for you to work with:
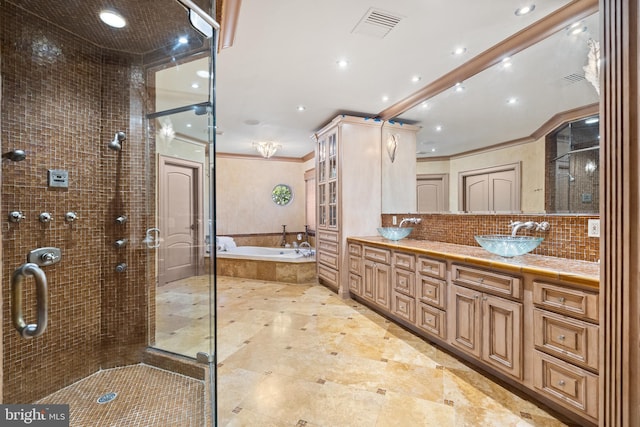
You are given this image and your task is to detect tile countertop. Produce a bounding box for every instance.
[347,236,600,289]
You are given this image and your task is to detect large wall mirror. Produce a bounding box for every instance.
[388,9,599,214]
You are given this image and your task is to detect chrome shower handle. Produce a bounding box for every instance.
[11,263,48,339]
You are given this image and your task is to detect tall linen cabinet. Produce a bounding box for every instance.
[315,115,383,297]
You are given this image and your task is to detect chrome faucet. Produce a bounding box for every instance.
[399,217,422,228]
[509,220,550,236]
[296,241,314,257]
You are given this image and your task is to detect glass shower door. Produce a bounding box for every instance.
[1,0,218,424]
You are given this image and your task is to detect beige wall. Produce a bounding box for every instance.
[417,138,545,212]
[216,156,307,235]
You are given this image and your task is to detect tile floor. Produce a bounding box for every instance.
[156,276,577,427]
[37,364,205,426]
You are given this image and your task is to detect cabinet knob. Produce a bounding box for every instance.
[482,296,488,301]
[474,295,479,299]
[558,297,566,303]
[558,380,566,386]
[478,277,484,283]
[558,335,565,341]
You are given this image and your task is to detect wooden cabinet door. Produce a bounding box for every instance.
[450,284,482,358]
[482,294,523,379]
[374,263,391,310]
[363,260,376,302]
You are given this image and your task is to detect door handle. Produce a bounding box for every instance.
[11,263,48,338]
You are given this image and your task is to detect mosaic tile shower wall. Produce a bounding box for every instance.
[1,2,152,402]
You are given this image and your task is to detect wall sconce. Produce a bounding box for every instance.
[253,141,281,158]
[386,134,399,163]
[585,160,598,174]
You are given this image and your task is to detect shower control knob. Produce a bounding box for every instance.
[8,211,25,223]
[114,239,128,249]
[39,212,53,223]
[115,215,127,225]
[115,263,128,273]
[65,212,78,223]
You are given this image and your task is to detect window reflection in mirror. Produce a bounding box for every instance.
[546,115,599,213]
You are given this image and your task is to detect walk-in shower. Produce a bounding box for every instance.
[1,0,218,424]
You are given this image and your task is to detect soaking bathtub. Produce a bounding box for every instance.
[215,246,316,283]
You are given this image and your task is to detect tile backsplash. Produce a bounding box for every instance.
[381,213,599,262]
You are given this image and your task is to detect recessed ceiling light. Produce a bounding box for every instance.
[191,83,200,89]
[421,102,429,109]
[568,24,587,35]
[178,36,189,44]
[186,123,192,128]
[507,97,518,105]
[435,125,443,132]
[431,148,436,152]
[411,75,421,83]
[100,10,126,28]
[452,47,467,56]
[515,5,535,16]
[337,59,349,69]
[297,105,306,112]
[501,57,512,68]
[382,95,389,102]
[196,70,210,78]
[454,82,465,93]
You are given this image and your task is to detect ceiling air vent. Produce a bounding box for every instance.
[562,72,586,84]
[352,8,404,39]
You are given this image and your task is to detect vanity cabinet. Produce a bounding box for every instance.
[315,116,383,295]
[531,281,600,422]
[362,246,391,310]
[391,252,416,323]
[449,283,523,379]
[345,237,599,426]
[416,256,447,339]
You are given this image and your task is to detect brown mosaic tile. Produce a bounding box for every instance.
[381,213,599,262]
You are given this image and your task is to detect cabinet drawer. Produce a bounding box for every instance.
[318,240,339,254]
[533,281,599,323]
[417,302,446,339]
[317,230,339,243]
[392,291,415,323]
[417,256,446,279]
[393,252,415,270]
[348,255,362,275]
[318,264,338,288]
[533,309,599,371]
[418,275,446,310]
[533,350,598,421]
[318,251,339,269]
[393,268,415,297]
[452,264,522,299]
[348,273,362,295]
[364,246,391,264]
[348,243,362,256]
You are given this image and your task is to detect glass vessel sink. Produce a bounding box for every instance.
[474,235,543,257]
[377,227,413,241]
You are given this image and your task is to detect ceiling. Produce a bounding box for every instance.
[13,0,598,159]
[208,0,599,159]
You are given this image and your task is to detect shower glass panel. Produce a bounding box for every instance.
[1,0,217,424]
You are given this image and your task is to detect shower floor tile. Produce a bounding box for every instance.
[37,364,205,427]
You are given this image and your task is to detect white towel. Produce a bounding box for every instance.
[216,236,236,249]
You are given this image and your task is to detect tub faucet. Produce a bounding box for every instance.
[399,217,422,228]
[509,220,550,236]
[296,241,313,257]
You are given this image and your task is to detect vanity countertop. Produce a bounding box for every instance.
[347,236,600,289]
